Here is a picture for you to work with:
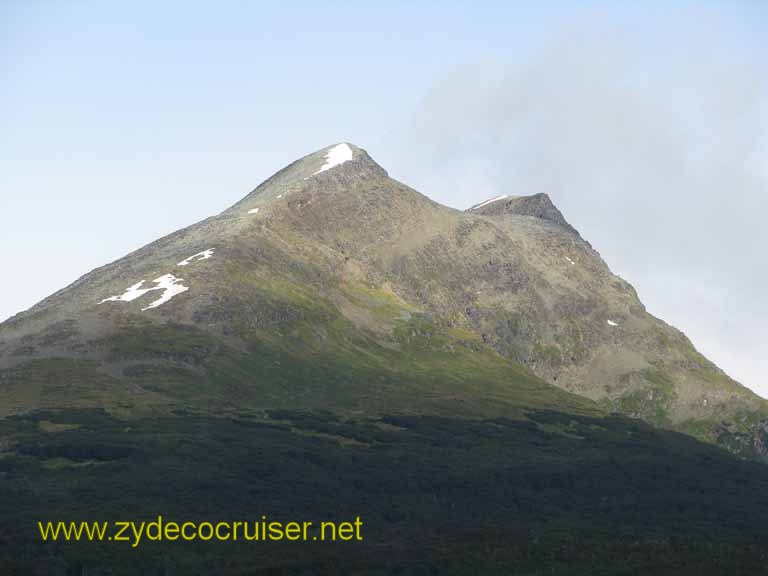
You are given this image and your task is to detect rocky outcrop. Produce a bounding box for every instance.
[470,192,581,237]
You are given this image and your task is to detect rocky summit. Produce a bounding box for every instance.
[2,142,764,456]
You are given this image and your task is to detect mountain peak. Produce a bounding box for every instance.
[468,192,580,236]
[313,143,355,174]
[307,142,387,178]
[227,142,388,214]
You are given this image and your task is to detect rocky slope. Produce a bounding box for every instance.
[1,142,765,456]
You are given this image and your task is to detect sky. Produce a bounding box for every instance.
[2,1,766,395]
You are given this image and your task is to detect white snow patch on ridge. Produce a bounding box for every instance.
[100,248,216,311]
[313,143,354,175]
[248,208,260,215]
[140,275,189,310]
[100,274,190,311]
[100,281,151,304]
[607,320,619,327]
[178,249,215,267]
[565,256,576,266]
[471,195,508,210]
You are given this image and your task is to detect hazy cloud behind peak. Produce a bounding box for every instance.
[380,9,768,395]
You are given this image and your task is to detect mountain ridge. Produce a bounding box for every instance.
[1,142,765,458]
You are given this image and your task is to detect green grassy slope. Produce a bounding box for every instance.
[1,313,596,420]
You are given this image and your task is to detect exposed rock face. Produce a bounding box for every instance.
[1,143,765,457]
[470,192,581,237]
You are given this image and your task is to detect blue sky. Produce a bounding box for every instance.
[2,1,767,393]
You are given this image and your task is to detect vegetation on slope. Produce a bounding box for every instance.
[3,407,768,575]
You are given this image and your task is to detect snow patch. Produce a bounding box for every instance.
[140,274,189,310]
[471,195,508,210]
[100,274,189,311]
[178,249,215,267]
[312,143,354,175]
[248,208,260,215]
[100,281,151,304]
[564,256,576,266]
[607,320,619,327]
[277,194,283,199]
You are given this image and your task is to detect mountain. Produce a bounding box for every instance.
[0,143,593,421]
[1,142,765,455]
[3,143,768,574]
